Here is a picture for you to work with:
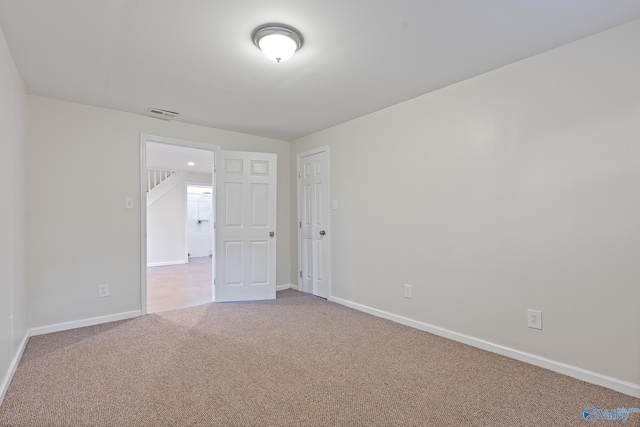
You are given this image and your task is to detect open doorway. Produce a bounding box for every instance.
[186,184,213,259]
[143,137,216,313]
[141,135,279,313]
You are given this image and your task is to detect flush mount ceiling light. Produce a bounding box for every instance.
[252,23,303,63]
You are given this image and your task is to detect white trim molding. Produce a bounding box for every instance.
[2,311,142,405]
[140,134,221,315]
[276,284,292,292]
[30,310,141,337]
[0,332,29,405]
[329,295,640,398]
[147,260,187,268]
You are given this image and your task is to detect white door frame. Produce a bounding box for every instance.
[139,134,220,315]
[296,146,331,296]
[185,182,214,260]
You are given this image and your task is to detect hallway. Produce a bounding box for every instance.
[147,257,212,313]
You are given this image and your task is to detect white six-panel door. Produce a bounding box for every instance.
[215,151,277,302]
[299,149,329,298]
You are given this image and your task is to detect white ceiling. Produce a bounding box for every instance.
[1,1,639,141]
[146,142,213,174]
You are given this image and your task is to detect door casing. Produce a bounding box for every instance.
[140,134,219,315]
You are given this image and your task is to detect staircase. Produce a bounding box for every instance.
[146,169,189,207]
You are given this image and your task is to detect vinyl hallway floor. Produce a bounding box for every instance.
[146,256,212,313]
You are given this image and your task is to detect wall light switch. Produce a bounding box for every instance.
[404,284,412,299]
[98,283,110,298]
[125,197,134,209]
[332,200,338,210]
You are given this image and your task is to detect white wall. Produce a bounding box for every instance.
[27,96,291,329]
[147,173,211,265]
[0,24,27,400]
[292,20,640,387]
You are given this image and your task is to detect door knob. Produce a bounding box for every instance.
[319,230,326,236]
[269,231,275,237]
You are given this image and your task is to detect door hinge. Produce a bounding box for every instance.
[299,221,301,228]
[300,271,302,278]
[298,171,301,179]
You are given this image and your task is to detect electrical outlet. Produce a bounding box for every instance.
[98,283,110,298]
[528,309,542,330]
[404,284,412,299]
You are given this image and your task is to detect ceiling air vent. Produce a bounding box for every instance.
[147,108,180,120]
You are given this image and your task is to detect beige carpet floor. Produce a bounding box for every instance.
[1,290,638,426]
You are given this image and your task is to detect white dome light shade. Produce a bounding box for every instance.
[252,24,303,63]
[259,34,297,62]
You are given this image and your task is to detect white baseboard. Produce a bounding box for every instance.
[2,310,142,404]
[147,260,186,268]
[30,310,142,337]
[329,295,640,398]
[0,332,29,405]
[290,284,300,291]
[276,284,292,292]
